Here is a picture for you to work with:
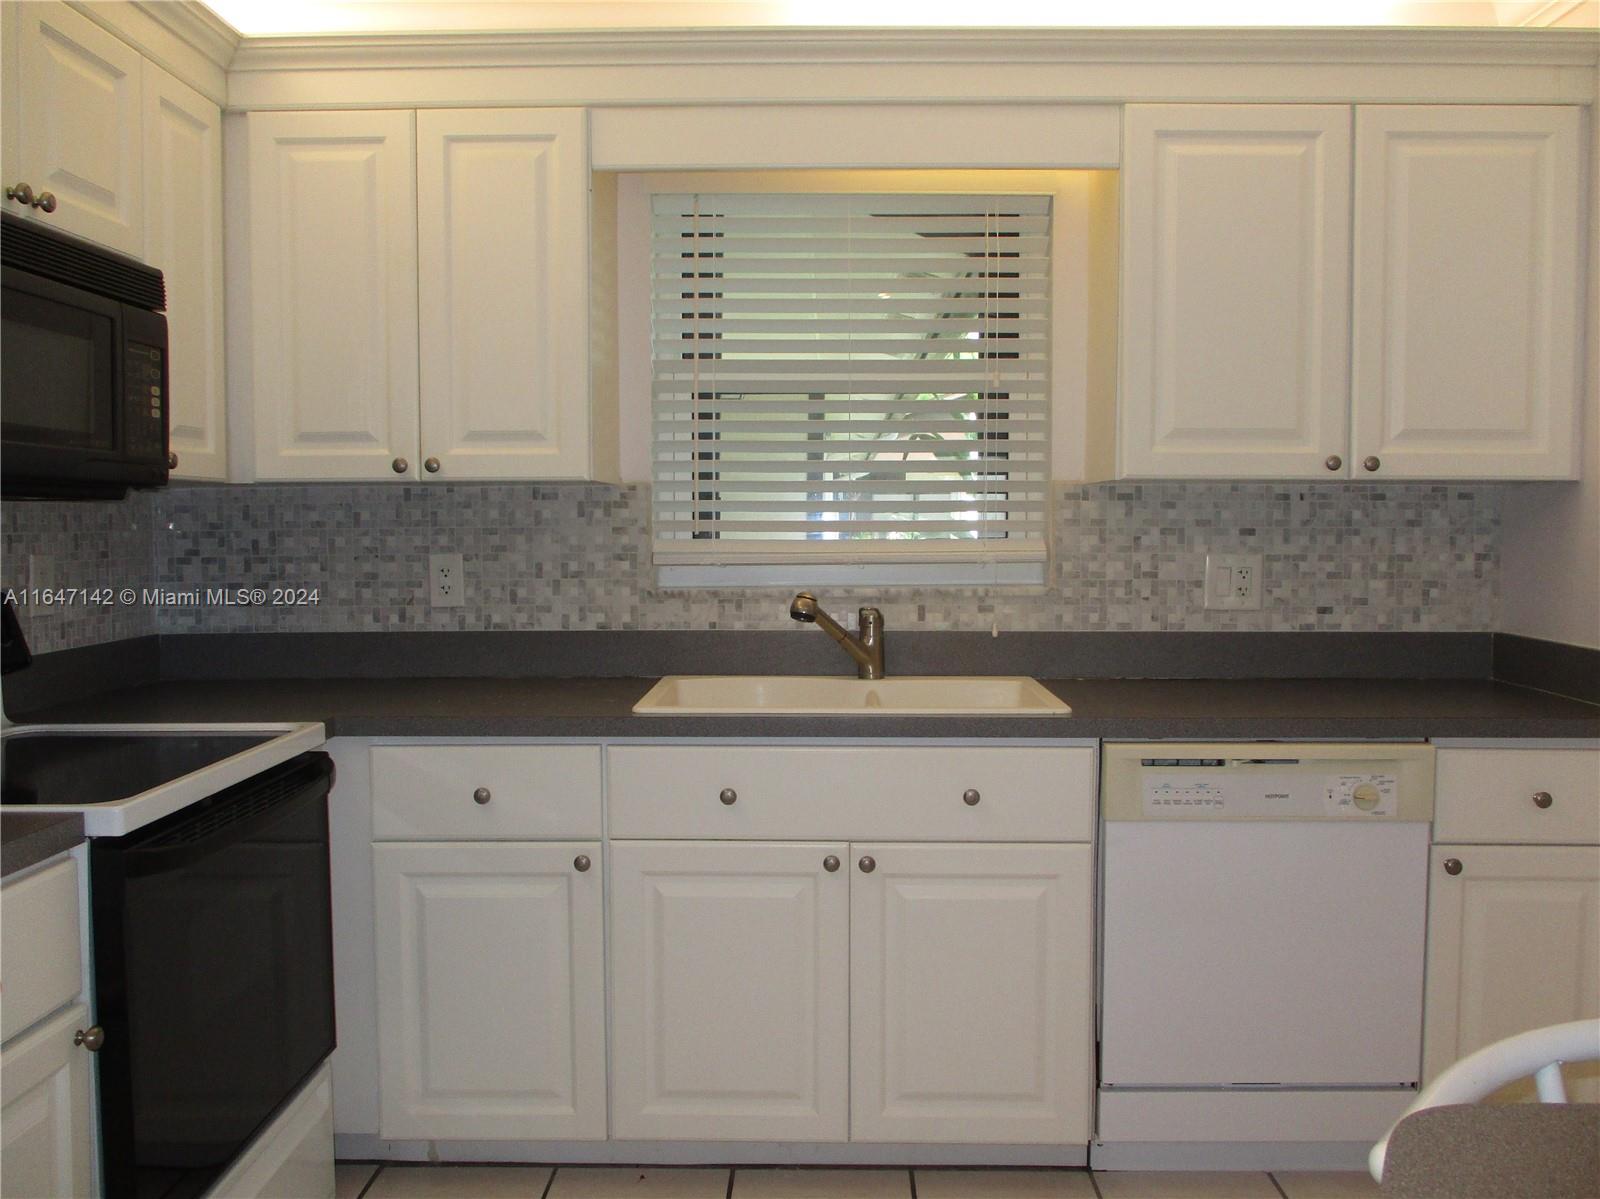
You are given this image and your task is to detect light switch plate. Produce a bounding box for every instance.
[1204,552,1263,611]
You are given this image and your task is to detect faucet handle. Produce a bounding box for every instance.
[857,607,883,641]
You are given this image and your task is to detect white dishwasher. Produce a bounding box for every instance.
[1094,742,1435,1171]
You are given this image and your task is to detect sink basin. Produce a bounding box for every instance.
[632,676,1071,716]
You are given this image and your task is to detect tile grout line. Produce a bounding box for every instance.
[1267,1171,1291,1199]
[1086,1167,1104,1199]
[540,1164,558,1199]
[353,1162,383,1199]
[726,1165,737,1199]
[907,1166,917,1198]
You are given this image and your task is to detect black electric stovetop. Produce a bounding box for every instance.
[0,733,278,807]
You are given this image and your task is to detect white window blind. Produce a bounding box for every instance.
[650,192,1050,568]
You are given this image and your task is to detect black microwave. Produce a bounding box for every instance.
[1,212,170,499]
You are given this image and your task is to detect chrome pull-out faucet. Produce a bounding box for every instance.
[789,592,885,679]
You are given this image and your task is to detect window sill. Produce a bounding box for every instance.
[655,561,1046,588]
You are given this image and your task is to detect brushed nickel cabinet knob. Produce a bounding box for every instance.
[719,788,737,805]
[473,787,492,805]
[1363,456,1381,472]
[391,457,409,474]
[6,182,34,206]
[167,452,179,470]
[1533,791,1554,809]
[858,855,876,874]
[1324,455,1342,472]
[962,788,981,806]
[424,457,441,473]
[823,855,840,873]
[33,191,56,213]
[574,854,591,872]
[1444,858,1463,876]
[74,1026,105,1052]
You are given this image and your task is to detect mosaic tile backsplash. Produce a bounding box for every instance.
[2,495,156,653]
[3,480,1500,653]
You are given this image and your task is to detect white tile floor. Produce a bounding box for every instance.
[335,1163,1383,1199]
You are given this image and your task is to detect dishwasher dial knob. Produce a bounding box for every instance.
[1351,783,1381,812]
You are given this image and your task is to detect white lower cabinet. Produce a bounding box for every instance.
[606,744,1097,1146]
[1,850,93,1199]
[374,841,607,1139]
[0,1002,95,1199]
[609,838,1094,1146]
[609,840,851,1142]
[850,843,1092,1144]
[1424,746,1600,1103]
[1423,844,1600,1102]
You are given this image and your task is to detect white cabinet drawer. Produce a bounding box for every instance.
[0,856,82,1043]
[607,745,1093,841]
[1434,749,1599,845]
[372,745,601,840]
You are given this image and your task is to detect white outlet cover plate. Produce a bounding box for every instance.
[1204,552,1263,611]
[429,552,464,607]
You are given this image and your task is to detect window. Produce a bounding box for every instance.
[649,191,1050,584]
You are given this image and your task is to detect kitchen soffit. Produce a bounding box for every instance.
[201,0,1599,37]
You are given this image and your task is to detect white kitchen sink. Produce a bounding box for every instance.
[632,675,1071,716]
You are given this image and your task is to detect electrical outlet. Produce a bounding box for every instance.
[1204,552,1263,611]
[428,553,465,608]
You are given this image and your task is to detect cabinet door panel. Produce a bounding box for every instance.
[1425,845,1599,1102]
[246,110,419,480]
[0,1003,94,1199]
[144,62,226,480]
[374,842,606,1139]
[15,1,143,255]
[417,109,591,479]
[850,843,1092,1143]
[1121,105,1350,478]
[609,840,849,1141]
[1352,106,1582,478]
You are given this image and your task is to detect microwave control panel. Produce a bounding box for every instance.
[124,342,165,459]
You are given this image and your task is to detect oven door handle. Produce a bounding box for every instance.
[117,753,333,877]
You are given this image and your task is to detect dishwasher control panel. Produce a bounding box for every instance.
[1141,764,1400,818]
[1103,743,1435,822]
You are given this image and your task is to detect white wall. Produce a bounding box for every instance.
[1499,100,1600,650]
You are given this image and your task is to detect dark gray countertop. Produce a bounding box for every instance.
[1,813,85,878]
[8,673,1592,873]
[13,675,1598,740]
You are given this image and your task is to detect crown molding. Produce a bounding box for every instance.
[133,0,241,69]
[226,25,1600,74]
[68,2,238,103]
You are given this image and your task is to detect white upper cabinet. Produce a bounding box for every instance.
[417,109,593,480]
[1120,105,1352,479]
[7,1,144,256]
[1351,106,1583,480]
[1117,102,1585,481]
[243,110,421,481]
[144,62,226,481]
[235,107,602,482]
